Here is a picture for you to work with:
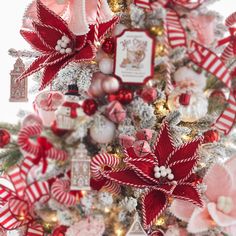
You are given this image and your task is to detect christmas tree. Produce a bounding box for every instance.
[1,0,236,235]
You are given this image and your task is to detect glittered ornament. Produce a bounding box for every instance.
[0,129,10,148]
[133,140,151,157]
[106,101,126,123]
[82,99,98,116]
[52,225,68,236]
[102,37,115,54]
[126,213,147,236]
[140,87,157,103]
[108,88,134,104]
[99,58,114,74]
[21,114,43,128]
[203,130,219,143]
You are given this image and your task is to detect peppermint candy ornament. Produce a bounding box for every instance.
[51,179,77,207]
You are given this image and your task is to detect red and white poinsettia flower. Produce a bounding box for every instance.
[19,0,119,90]
[102,121,203,228]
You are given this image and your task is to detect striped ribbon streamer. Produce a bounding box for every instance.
[94,0,102,48]
[189,41,235,135]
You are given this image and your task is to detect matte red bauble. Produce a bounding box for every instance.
[108,88,134,104]
[0,129,10,148]
[102,37,115,54]
[83,99,98,116]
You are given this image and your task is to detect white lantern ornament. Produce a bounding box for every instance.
[70,143,91,191]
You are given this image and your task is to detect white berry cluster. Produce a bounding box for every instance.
[217,196,233,214]
[154,166,174,180]
[55,35,72,54]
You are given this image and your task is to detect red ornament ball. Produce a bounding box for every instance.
[203,130,219,143]
[51,121,68,136]
[140,87,157,103]
[52,225,68,236]
[102,37,115,54]
[0,129,10,148]
[83,99,98,116]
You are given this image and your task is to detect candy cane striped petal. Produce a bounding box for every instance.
[26,223,44,236]
[18,125,42,156]
[20,156,35,182]
[172,0,204,9]
[25,181,49,205]
[51,179,76,207]
[9,198,29,219]
[91,153,120,180]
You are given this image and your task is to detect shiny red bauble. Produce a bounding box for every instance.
[107,88,134,104]
[139,87,157,103]
[52,225,68,236]
[102,37,115,54]
[203,130,219,143]
[82,99,98,116]
[0,129,10,148]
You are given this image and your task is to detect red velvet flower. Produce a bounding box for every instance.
[102,121,203,228]
[19,0,119,90]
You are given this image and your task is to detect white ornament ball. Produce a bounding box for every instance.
[102,76,120,94]
[99,58,114,75]
[113,24,127,36]
[89,72,106,97]
[154,172,161,178]
[90,118,116,144]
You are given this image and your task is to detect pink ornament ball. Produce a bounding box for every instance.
[102,76,120,94]
[99,58,114,75]
[89,72,106,97]
[22,114,43,128]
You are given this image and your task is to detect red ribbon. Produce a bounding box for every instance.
[63,102,81,118]
[34,137,53,174]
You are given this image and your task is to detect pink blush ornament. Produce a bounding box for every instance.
[89,72,106,97]
[21,114,43,128]
[106,101,126,123]
[102,76,120,94]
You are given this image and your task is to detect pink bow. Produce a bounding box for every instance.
[0,157,49,235]
[23,0,114,35]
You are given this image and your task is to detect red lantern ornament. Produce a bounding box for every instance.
[0,129,10,148]
[179,93,191,106]
[82,99,98,116]
[203,130,219,143]
[102,37,115,54]
[52,225,68,236]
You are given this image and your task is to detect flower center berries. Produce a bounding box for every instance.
[55,35,72,54]
[154,166,174,180]
[217,196,233,214]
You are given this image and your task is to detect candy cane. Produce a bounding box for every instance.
[51,179,76,206]
[94,0,102,47]
[91,153,120,180]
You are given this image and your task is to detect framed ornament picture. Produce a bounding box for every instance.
[114,30,155,85]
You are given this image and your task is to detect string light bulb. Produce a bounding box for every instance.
[150,25,164,36]
[116,228,123,236]
[155,217,165,226]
